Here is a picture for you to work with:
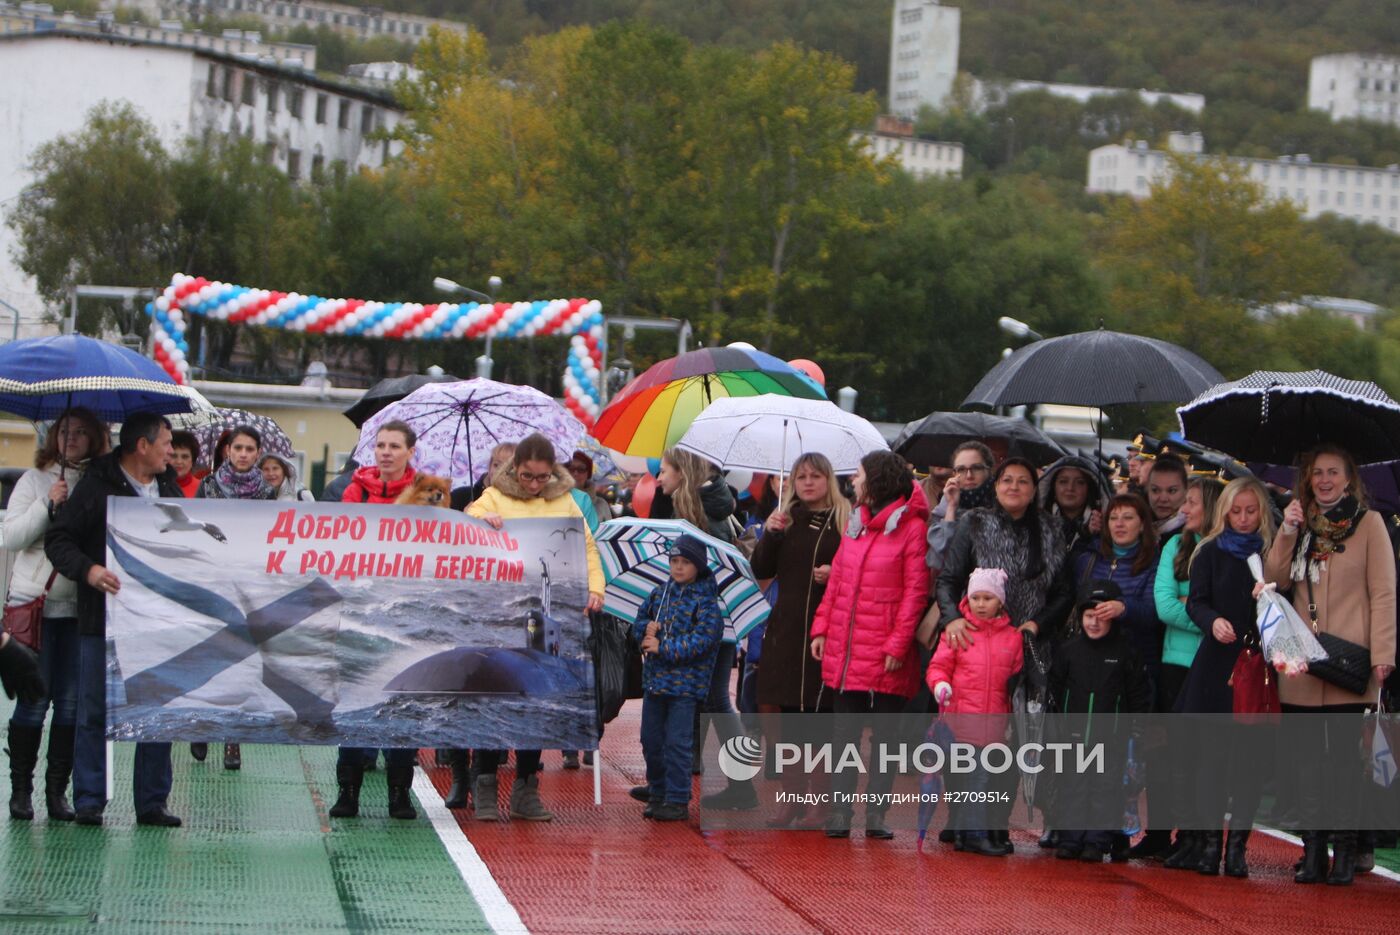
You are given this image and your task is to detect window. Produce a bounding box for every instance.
[338,99,350,129]
[1262,164,1270,179]
[222,68,234,102]
[315,94,327,124]
[1374,194,1382,208]
[241,74,254,106]
[1320,168,1329,182]
[1355,192,1364,207]
[311,153,325,181]
[1319,190,1329,206]
[263,141,277,164]
[1297,188,1305,202]
[287,149,301,180]
[288,88,303,119]
[267,83,278,114]
[207,64,218,98]
[361,105,374,133]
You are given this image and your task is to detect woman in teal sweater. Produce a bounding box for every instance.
[1146,476,1222,864]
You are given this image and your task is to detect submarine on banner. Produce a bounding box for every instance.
[383,560,588,696]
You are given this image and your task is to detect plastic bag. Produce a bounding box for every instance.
[587,613,636,725]
[1247,554,1328,676]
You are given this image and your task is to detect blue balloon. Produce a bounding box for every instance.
[646,457,662,477]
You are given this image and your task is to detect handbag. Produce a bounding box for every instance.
[1303,575,1373,697]
[1,570,57,652]
[1228,609,1279,724]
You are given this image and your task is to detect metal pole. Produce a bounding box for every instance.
[0,297,21,341]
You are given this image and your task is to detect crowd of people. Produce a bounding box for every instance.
[1,406,1396,890]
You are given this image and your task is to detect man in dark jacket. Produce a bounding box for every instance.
[45,412,184,827]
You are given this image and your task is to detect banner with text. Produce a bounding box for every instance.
[104,497,597,750]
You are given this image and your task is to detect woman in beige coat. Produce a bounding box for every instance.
[1264,443,1396,886]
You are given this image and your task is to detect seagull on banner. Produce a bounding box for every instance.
[153,501,228,542]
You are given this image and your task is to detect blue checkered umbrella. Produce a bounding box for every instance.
[595,518,770,643]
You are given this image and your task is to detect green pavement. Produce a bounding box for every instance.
[0,706,489,933]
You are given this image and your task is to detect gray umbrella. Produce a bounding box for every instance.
[1178,369,1400,465]
[962,327,1224,409]
[894,410,1064,467]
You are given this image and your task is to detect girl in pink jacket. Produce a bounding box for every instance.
[926,567,1024,857]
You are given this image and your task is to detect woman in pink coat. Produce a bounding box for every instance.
[810,450,930,840]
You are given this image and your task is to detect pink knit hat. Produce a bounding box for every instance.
[967,567,1008,605]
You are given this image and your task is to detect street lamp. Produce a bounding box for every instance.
[997,315,1043,341]
[433,274,502,378]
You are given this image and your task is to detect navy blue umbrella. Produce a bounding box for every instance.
[0,335,191,422]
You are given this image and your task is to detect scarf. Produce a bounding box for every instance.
[959,478,996,513]
[1217,527,1263,561]
[212,460,272,500]
[1290,495,1366,583]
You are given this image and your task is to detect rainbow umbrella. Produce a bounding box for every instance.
[590,347,826,459]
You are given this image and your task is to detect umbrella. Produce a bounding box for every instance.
[167,385,223,430]
[963,327,1224,409]
[1178,369,1400,466]
[595,518,770,642]
[575,435,628,487]
[193,408,295,467]
[1251,460,1400,514]
[355,379,585,489]
[0,334,192,422]
[591,347,827,460]
[675,395,886,502]
[894,411,1064,468]
[916,717,956,853]
[342,371,462,428]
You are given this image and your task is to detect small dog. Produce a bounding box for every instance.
[395,473,452,508]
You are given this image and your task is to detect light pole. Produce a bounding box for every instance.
[997,315,1043,341]
[433,274,501,378]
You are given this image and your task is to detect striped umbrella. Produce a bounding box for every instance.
[595,518,771,642]
[591,347,827,460]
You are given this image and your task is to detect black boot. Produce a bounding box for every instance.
[1196,831,1223,875]
[44,724,76,822]
[1127,829,1172,859]
[444,750,470,809]
[1163,831,1202,870]
[329,762,363,818]
[387,765,417,820]
[1294,832,1328,884]
[1327,831,1357,886]
[1223,830,1250,878]
[6,722,41,821]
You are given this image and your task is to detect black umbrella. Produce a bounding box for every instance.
[894,411,1064,468]
[962,327,1224,409]
[1177,369,1400,466]
[342,371,461,427]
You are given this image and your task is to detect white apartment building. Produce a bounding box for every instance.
[0,30,405,331]
[129,0,469,43]
[888,0,960,117]
[1086,131,1400,234]
[853,115,962,178]
[1309,53,1400,127]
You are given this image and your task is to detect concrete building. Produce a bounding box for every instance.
[1309,52,1400,127]
[1257,296,1386,329]
[1,3,316,67]
[972,78,1205,114]
[1086,131,1400,234]
[128,0,468,44]
[853,114,963,179]
[0,29,405,332]
[888,0,960,117]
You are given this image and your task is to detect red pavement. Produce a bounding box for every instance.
[423,701,1398,935]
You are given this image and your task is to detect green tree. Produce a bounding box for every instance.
[6,102,177,320]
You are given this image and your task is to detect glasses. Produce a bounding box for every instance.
[518,471,552,483]
[953,465,989,476]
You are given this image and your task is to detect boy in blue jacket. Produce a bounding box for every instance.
[632,534,724,822]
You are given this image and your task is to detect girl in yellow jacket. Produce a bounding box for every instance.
[465,432,605,821]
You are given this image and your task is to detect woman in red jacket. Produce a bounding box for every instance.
[810,450,930,840]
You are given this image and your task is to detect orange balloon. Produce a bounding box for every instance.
[787,358,825,388]
[633,473,657,518]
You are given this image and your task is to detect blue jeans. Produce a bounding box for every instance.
[641,694,697,804]
[338,747,415,770]
[74,633,171,814]
[10,616,80,728]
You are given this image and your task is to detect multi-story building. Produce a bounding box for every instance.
[888,0,960,117]
[972,78,1205,114]
[128,0,469,44]
[853,115,963,179]
[1086,131,1400,234]
[0,29,405,329]
[1309,53,1400,127]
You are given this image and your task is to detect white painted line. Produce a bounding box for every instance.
[412,771,530,935]
[1256,826,1400,883]
[593,750,602,806]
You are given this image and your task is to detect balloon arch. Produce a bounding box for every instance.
[144,274,605,424]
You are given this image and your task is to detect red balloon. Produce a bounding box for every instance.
[633,474,657,519]
[787,358,825,388]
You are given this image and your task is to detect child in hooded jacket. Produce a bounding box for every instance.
[926,567,1023,857]
[631,534,724,822]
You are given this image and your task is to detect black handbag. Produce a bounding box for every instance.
[1304,575,1373,697]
